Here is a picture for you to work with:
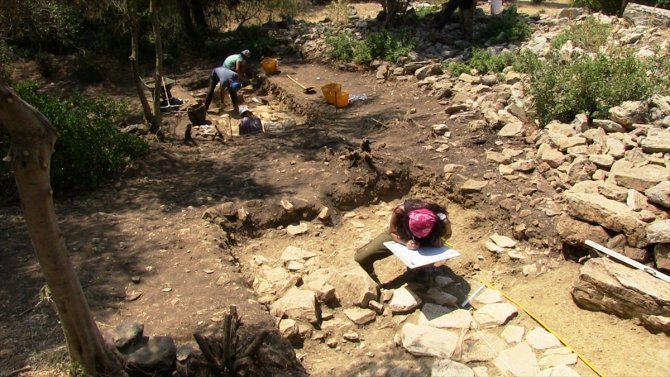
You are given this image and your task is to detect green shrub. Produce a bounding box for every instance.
[551,16,611,52]
[445,60,470,76]
[35,52,59,78]
[469,48,516,74]
[356,30,415,64]
[0,39,13,83]
[475,6,532,43]
[326,30,415,64]
[73,56,106,83]
[4,0,83,54]
[523,50,659,126]
[203,25,278,60]
[2,82,150,195]
[415,4,441,18]
[326,33,357,61]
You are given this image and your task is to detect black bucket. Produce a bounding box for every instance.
[187,103,206,125]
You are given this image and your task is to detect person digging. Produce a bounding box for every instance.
[204,66,242,114]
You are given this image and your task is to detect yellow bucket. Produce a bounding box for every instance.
[261,57,278,75]
[336,91,349,108]
[321,83,341,105]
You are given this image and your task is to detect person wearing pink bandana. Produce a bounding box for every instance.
[354,199,452,271]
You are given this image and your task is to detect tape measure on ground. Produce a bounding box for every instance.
[479,279,606,377]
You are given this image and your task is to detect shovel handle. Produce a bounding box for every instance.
[287,75,307,90]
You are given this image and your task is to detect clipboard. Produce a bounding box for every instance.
[383,241,461,269]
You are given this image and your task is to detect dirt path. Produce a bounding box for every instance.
[1,55,669,377]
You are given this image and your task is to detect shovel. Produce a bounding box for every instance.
[287,75,316,94]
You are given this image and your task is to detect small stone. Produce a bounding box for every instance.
[343,332,360,341]
[490,233,517,248]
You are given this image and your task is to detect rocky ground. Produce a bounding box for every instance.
[1,2,670,377]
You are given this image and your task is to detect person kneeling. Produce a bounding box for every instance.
[354,199,452,272]
[238,106,264,135]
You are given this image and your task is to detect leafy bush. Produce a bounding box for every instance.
[0,39,13,83]
[73,56,106,83]
[445,60,470,76]
[415,4,441,18]
[469,49,516,74]
[2,0,83,54]
[357,30,415,64]
[1,82,150,195]
[551,17,611,52]
[326,30,415,64]
[475,6,532,43]
[203,25,278,60]
[521,50,661,126]
[569,0,601,11]
[326,33,357,61]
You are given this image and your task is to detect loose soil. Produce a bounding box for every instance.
[1,3,669,377]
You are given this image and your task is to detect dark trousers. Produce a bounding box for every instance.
[436,0,475,38]
[204,72,238,110]
[354,231,393,269]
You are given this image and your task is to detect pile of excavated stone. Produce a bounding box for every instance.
[270,5,670,333]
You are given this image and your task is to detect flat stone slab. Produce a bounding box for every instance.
[343,307,377,326]
[400,323,460,358]
[526,327,562,350]
[494,342,540,377]
[419,304,472,329]
[390,286,422,313]
[501,325,525,343]
[473,303,518,328]
[270,287,319,324]
[432,359,475,377]
[539,347,578,368]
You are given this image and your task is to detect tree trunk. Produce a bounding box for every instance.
[0,83,127,376]
[150,0,163,134]
[176,0,198,40]
[191,0,209,31]
[127,0,154,125]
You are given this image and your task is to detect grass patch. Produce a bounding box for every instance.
[551,16,611,52]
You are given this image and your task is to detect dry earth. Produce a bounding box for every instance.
[1,2,670,377]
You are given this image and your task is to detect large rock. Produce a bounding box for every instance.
[609,101,648,128]
[641,128,670,153]
[270,287,320,324]
[303,268,338,306]
[125,336,176,375]
[571,257,670,333]
[655,244,670,271]
[329,264,379,308]
[372,256,407,285]
[647,220,670,243]
[645,181,670,209]
[399,323,460,358]
[610,159,670,192]
[389,286,422,313]
[556,213,609,247]
[564,192,647,247]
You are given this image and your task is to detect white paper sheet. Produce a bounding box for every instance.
[383,241,461,269]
